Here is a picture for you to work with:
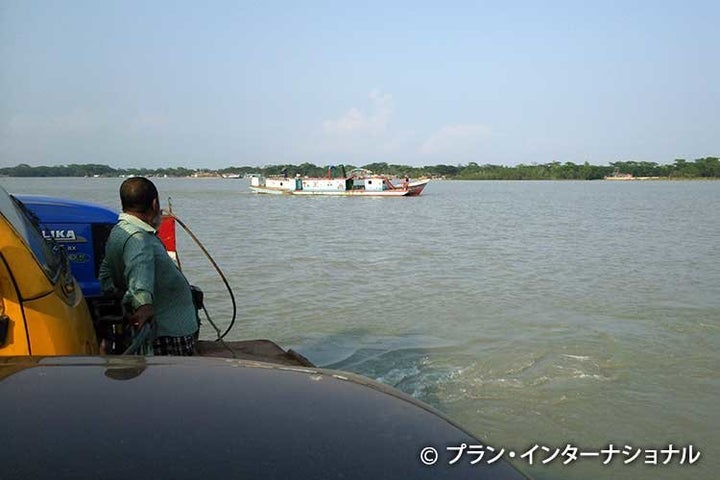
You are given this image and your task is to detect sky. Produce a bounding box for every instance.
[1,0,718,169]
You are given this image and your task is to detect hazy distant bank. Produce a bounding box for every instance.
[2,157,719,181]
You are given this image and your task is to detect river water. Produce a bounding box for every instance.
[4,177,719,480]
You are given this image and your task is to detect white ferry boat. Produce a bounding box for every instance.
[250,167,429,196]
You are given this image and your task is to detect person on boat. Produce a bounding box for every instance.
[402,176,409,190]
[99,177,199,356]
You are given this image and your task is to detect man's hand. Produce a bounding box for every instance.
[128,304,154,329]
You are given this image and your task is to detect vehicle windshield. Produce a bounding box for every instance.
[0,187,62,281]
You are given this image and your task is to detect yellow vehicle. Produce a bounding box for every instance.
[0,186,98,355]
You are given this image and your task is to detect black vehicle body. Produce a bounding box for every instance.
[1,356,529,479]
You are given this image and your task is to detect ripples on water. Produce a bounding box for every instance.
[5,177,719,480]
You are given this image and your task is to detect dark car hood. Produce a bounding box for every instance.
[0,356,528,479]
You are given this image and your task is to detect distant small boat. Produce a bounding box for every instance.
[249,167,429,196]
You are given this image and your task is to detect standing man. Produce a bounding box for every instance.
[100,177,198,355]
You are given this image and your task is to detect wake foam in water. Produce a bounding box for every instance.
[313,335,615,408]
[298,334,462,404]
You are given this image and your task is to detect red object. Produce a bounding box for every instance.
[157,215,176,252]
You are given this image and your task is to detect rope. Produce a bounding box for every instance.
[168,212,238,340]
[202,305,237,358]
[122,323,153,355]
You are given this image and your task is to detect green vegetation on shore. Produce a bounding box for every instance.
[1,157,718,180]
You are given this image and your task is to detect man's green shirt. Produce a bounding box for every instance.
[99,213,198,338]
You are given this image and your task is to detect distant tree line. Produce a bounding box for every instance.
[1,157,718,180]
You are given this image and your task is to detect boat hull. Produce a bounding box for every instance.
[250,179,429,196]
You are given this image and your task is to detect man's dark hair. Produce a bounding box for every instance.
[120,177,158,213]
